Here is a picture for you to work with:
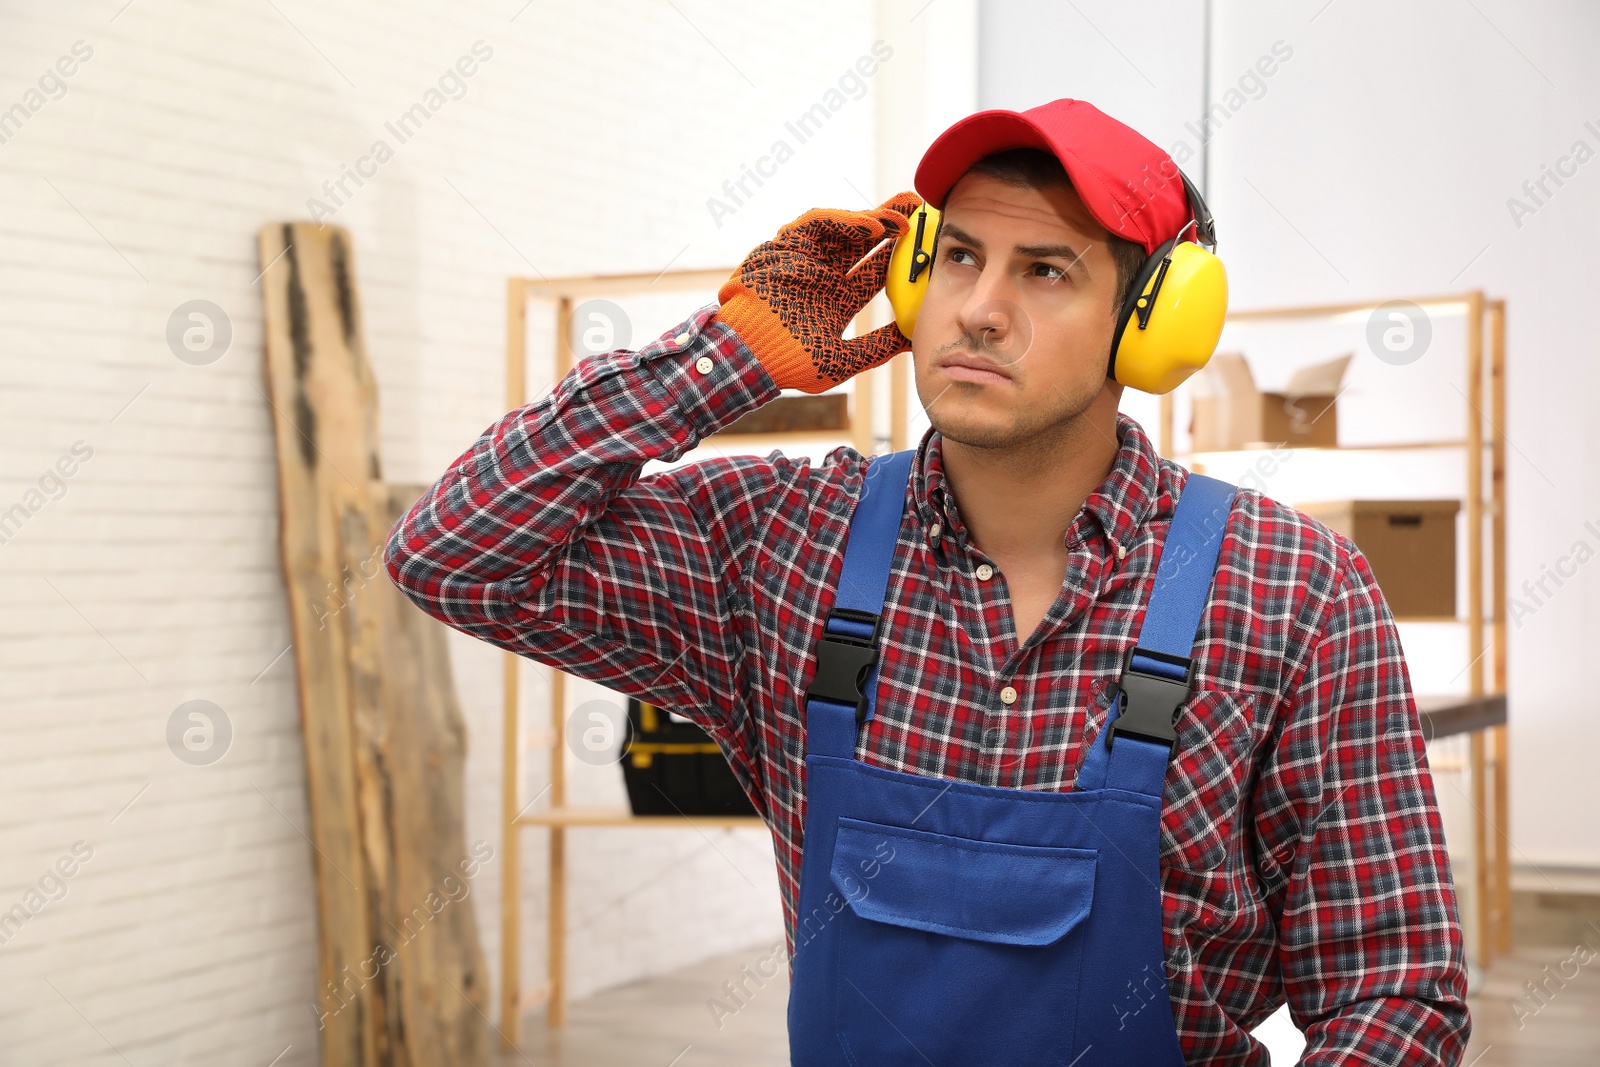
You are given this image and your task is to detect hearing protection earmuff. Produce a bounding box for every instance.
[886,202,939,340]
[884,168,1228,395]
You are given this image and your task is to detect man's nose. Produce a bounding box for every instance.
[957,266,1017,339]
[956,274,1030,365]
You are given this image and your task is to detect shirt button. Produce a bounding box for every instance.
[929,522,941,540]
[975,563,994,580]
[1000,685,1017,704]
[675,332,691,345]
[694,356,713,374]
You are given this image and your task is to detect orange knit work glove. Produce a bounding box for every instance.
[713,191,924,394]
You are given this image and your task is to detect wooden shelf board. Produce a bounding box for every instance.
[1178,439,1476,458]
[1416,692,1507,739]
[1225,293,1480,321]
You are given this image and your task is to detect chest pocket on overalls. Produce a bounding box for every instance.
[826,816,1098,1064]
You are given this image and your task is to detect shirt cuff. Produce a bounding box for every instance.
[637,301,782,440]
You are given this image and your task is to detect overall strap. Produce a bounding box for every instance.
[1077,472,1237,797]
[803,449,916,761]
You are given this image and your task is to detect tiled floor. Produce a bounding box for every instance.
[498,893,1600,1065]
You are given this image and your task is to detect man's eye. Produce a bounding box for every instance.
[944,249,1066,282]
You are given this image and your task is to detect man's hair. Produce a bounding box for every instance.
[947,147,1148,321]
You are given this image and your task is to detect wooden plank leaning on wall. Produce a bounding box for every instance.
[258,222,491,1066]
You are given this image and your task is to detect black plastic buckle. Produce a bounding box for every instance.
[1106,644,1194,756]
[804,607,883,724]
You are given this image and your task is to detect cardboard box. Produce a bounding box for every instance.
[1189,352,1352,451]
[1294,499,1460,618]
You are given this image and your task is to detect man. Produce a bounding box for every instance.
[386,98,1469,1064]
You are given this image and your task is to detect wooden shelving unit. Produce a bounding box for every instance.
[498,270,911,1044]
[1157,289,1511,972]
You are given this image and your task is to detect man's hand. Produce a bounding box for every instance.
[714,191,924,394]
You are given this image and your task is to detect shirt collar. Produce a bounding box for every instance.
[910,412,1164,556]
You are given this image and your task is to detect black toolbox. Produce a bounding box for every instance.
[619,698,759,817]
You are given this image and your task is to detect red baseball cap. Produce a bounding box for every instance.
[913,98,1196,256]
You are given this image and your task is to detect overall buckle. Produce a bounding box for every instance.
[1106,644,1194,756]
[804,607,883,724]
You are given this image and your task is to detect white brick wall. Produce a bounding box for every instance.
[0,1,908,1061]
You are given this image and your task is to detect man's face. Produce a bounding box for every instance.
[910,170,1123,451]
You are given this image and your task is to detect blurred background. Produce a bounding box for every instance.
[1,1,1597,1064]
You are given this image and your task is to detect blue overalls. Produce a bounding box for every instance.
[786,448,1236,1066]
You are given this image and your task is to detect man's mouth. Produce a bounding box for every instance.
[939,352,1015,385]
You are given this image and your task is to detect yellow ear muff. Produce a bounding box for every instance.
[886,203,940,340]
[1109,239,1228,395]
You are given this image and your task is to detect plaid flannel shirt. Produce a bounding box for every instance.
[385,300,1470,1065]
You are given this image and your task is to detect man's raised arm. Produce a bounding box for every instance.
[383,192,923,742]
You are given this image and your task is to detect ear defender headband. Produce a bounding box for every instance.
[884,167,1229,395]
